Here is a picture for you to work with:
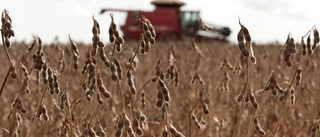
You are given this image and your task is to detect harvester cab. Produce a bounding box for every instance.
[100,0,231,41]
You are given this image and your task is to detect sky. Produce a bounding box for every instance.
[1,0,319,45]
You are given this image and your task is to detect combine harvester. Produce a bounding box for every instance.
[100,0,231,41]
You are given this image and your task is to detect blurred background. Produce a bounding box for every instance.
[0,0,319,45]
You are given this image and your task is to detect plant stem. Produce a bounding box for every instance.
[1,29,12,63]
[0,67,11,97]
[133,78,153,107]
[232,57,250,137]
[247,43,286,137]
[27,85,48,137]
[188,98,200,137]
[273,30,306,136]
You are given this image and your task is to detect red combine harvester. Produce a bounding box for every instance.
[100,0,231,41]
